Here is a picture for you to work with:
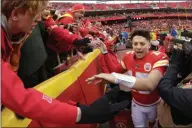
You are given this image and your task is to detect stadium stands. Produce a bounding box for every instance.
[50,2,192,11]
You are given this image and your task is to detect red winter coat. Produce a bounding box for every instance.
[1,27,78,125]
[47,27,79,54]
[79,27,89,37]
[57,13,90,38]
[99,50,126,74]
[57,12,75,25]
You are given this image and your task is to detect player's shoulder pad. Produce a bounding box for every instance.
[152,51,169,68]
[151,51,168,59]
[123,50,134,62]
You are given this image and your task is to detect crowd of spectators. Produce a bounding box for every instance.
[80,11,192,27]
[50,2,192,11]
[132,19,192,31]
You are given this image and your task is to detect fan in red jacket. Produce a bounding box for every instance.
[79,20,91,38]
[42,10,91,54]
[158,35,173,55]
[99,37,127,92]
[99,38,126,74]
[1,0,130,125]
[57,4,94,39]
[57,4,85,26]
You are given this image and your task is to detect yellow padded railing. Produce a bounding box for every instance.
[1,49,101,127]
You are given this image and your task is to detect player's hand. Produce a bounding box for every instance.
[86,73,116,84]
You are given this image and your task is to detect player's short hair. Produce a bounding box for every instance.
[130,29,151,41]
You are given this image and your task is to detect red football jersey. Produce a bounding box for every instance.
[123,51,169,106]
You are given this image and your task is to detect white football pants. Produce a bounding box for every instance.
[131,100,157,127]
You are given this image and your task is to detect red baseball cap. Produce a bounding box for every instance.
[71,4,85,13]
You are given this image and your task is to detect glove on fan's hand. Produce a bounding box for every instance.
[104,86,120,102]
[73,38,91,48]
[165,48,185,83]
[183,41,192,59]
[115,90,132,109]
[170,48,185,67]
[78,86,130,124]
[107,86,132,108]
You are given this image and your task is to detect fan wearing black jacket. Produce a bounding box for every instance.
[157,42,192,127]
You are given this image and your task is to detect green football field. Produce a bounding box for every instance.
[160,30,192,35]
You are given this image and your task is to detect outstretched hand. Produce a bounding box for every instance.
[86,73,116,85]
[89,39,102,49]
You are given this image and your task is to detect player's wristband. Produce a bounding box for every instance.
[113,77,121,84]
[111,72,136,89]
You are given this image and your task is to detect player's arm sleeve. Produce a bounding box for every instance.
[152,53,169,75]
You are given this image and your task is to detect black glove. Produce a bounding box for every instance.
[163,49,185,86]
[78,96,111,124]
[170,48,185,67]
[105,86,132,109]
[106,85,132,106]
[104,86,120,102]
[183,41,192,59]
[116,90,132,109]
[73,38,91,48]
[78,98,130,124]
[77,86,130,124]
[110,100,130,115]
[78,45,93,54]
